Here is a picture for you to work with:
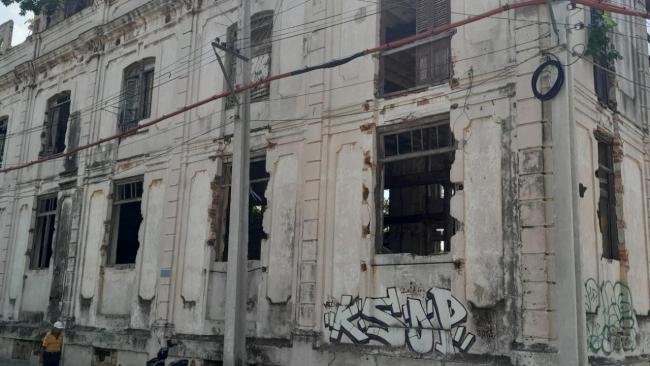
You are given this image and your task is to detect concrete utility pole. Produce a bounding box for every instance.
[223,0,251,364]
[548,2,588,365]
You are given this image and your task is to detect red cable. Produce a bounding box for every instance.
[4,0,639,174]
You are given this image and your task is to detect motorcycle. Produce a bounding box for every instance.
[146,340,189,366]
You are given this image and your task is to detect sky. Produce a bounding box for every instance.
[0,3,33,46]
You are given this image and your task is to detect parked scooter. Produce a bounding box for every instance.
[146,340,189,366]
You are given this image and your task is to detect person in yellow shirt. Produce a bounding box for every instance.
[42,321,64,366]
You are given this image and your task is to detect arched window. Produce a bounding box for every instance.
[119,58,155,132]
[41,91,71,156]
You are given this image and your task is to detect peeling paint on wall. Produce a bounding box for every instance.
[323,287,476,354]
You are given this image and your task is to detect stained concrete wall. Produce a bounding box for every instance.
[0,0,648,365]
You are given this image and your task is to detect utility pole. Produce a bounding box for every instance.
[548,2,587,365]
[223,0,251,364]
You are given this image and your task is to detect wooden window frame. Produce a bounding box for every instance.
[119,58,155,132]
[108,177,144,266]
[30,194,58,270]
[375,115,456,256]
[41,91,71,157]
[215,157,269,262]
[224,11,274,109]
[378,0,452,97]
[595,132,619,260]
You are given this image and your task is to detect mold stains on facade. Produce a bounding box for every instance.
[0,1,648,365]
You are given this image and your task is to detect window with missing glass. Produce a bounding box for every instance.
[30,195,58,269]
[0,116,7,167]
[108,178,143,265]
[215,158,269,261]
[377,117,456,256]
[596,133,619,260]
[41,91,71,157]
[379,0,452,96]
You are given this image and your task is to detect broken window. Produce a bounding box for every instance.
[379,0,452,96]
[119,58,155,132]
[596,133,619,260]
[30,195,57,269]
[225,11,273,109]
[377,117,456,255]
[215,159,269,261]
[41,91,71,157]
[45,0,93,28]
[108,178,143,265]
[0,116,7,167]
[93,348,117,366]
[590,8,616,108]
[63,0,93,18]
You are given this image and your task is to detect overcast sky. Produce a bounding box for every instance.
[0,4,32,46]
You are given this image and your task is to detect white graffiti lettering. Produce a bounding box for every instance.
[323,287,476,354]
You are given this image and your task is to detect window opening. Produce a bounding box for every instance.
[379,0,451,95]
[30,195,57,269]
[109,178,144,265]
[377,119,456,255]
[119,58,155,132]
[596,133,619,260]
[216,159,269,261]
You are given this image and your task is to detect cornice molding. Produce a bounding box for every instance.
[0,0,188,88]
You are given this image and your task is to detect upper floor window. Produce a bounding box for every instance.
[379,0,451,96]
[377,117,456,256]
[45,0,94,28]
[590,8,616,109]
[225,11,273,109]
[595,132,619,260]
[108,178,143,265]
[215,158,269,261]
[30,195,58,269]
[119,58,155,132]
[41,91,71,157]
[0,116,7,166]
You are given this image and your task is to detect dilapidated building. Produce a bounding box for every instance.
[0,0,649,365]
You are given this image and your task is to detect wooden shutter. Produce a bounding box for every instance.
[121,76,140,130]
[54,98,70,153]
[47,104,60,153]
[415,0,451,86]
[0,117,7,165]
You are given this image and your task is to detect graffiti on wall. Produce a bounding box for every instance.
[584,278,638,355]
[323,287,476,354]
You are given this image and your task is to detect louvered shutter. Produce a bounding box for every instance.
[54,98,70,153]
[121,77,140,131]
[416,0,451,86]
[47,106,60,153]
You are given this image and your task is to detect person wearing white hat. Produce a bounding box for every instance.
[42,321,64,366]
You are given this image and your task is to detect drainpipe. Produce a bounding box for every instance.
[548,2,588,365]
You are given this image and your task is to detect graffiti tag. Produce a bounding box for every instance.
[584,279,638,355]
[323,287,476,354]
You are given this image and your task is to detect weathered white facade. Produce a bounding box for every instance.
[0,0,649,365]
